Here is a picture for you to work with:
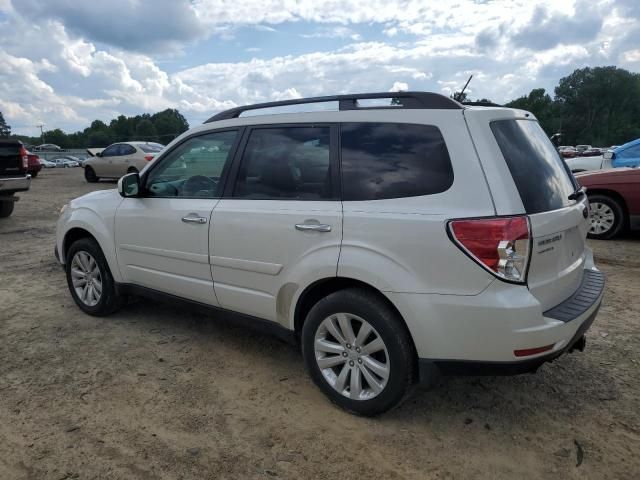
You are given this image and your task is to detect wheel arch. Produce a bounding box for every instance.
[292,277,419,374]
[63,227,99,260]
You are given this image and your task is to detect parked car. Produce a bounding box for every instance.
[580,147,602,157]
[0,139,31,217]
[56,92,604,415]
[607,138,640,168]
[576,168,640,239]
[51,157,80,168]
[576,144,592,154]
[33,143,62,151]
[26,151,42,177]
[565,154,611,173]
[558,146,577,158]
[83,142,164,182]
[39,158,56,168]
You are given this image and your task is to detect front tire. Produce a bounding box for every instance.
[65,237,124,316]
[0,198,15,218]
[587,194,625,239]
[84,166,99,183]
[301,288,415,416]
[30,171,38,178]
[127,167,139,174]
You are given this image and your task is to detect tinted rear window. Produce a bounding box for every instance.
[491,120,576,214]
[340,123,453,201]
[139,143,164,153]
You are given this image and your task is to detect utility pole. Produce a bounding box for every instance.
[36,123,45,143]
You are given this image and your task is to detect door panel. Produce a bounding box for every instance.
[211,125,341,324]
[114,130,240,305]
[115,197,219,304]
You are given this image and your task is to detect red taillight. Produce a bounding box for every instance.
[448,216,531,283]
[514,344,554,357]
[144,155,154,162]
[19,146,29,170]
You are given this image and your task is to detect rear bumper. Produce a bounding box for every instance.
[0,175,31,194]
[413,268,604,380]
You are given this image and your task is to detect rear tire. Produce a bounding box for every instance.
[84,166,99,183]
[301,288,415,416]
[587,194,625,240]
[0,198,15,218]
[65,237,124,316]
[30,171,38,178]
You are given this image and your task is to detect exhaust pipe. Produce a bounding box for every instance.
[569,335,586,353]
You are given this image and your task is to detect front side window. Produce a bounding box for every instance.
[233,127,332,200]
[340,123,454,201]
[101,144,120,157]
[145,130,238,198]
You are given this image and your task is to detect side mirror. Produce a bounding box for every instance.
[118,172,141,198]
[96,152,102,157]
[603,151,614,160]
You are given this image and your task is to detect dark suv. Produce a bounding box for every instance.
[0,139,32,218]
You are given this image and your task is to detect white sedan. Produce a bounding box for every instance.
[565,155,612,173]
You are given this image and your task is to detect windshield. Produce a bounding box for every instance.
[491,119,577,214]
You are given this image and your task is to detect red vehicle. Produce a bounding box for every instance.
[26,152,42,177]
[576,168,640,239]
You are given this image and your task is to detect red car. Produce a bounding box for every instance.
[576,168,640,239]
[26,152,42,177]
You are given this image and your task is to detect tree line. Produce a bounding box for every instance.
[2,66,640,148]
[4,109,189,149]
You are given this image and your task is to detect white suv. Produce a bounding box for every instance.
[56,92,604,415]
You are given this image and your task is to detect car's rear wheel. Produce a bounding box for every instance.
[0,197,15,218]
[587,194,625,240]
[84,166,99,183]
[301,288,414,416]
[65,237,124,316]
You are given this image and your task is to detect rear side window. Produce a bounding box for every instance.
[233,127,332,200]
[340,123,453,201]
[491,120,576,214]
[139,143,164,153]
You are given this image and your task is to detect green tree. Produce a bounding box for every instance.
[0,111,11,137]
[87,131,112,148]
[43,128,71,149]
[135,119,158,141]
[505,88,562,137]
[554,66,640,145]
[151,108,189,143]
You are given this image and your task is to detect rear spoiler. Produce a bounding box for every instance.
[86,148,104,157]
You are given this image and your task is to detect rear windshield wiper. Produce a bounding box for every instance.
[568,186,586,201]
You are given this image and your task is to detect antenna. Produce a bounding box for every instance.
[36,123,45,142]
[455,75,473,102]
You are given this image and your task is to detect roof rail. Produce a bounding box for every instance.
[204,91,463,123]
[462,101,503,107]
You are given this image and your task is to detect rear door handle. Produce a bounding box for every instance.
[295,223,331,232]
[182,214,207,224]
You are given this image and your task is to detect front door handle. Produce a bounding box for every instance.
[182,214,207,224]
[295,223,331,232]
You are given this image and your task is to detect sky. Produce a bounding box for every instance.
[0,0,639,136]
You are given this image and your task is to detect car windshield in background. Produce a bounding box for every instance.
[139,143,164,153]
[491,119,577,214]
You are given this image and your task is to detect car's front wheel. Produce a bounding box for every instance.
[587,194,625,240]
[65,237,124,316]
[0,197,15,218]
[302,288,415,416]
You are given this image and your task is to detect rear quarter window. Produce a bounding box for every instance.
[491,119,576,214]
[340,123,453,201]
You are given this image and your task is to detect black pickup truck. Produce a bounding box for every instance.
[0,139,31,218]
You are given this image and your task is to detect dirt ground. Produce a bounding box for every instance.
[1,168,638,480]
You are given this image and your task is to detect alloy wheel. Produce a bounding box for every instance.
[314,313,390,400]
[589,201,615,235]
[70,251,102,307]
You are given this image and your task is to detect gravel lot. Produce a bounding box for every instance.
[1,168,639,479]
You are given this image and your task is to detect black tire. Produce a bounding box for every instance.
[30,171,38,178]
[127,167,139,174]
[84,166,99,183]
[301,288,415,416]
[587,194,625,240]
[0,199,15,218]
[65,237,125,316]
